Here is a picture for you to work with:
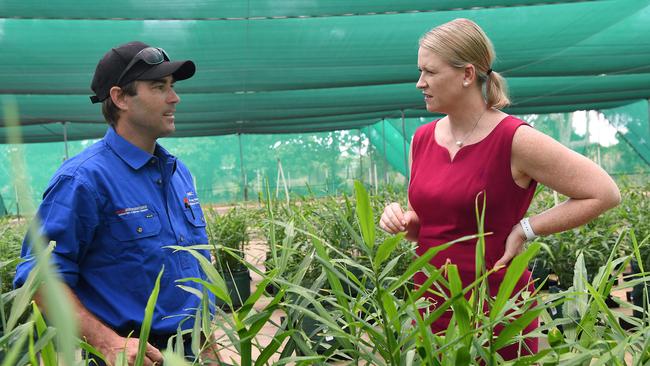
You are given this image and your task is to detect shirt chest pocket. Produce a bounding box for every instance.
[109,211,162,242]
[176,196,208,245]
[182,204,209,244]
[182,203,206,228]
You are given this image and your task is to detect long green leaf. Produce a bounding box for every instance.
[374,233,404,271]
[1,323,30,366]
[387,236,477,294]
[201,288,212,344]
[191,306,201,358]
[27,324,38,366]
[584,281,625,335]
[78,341,107,364]
[8,111,79,366]
[32,302,56,366]
[176,277,229,304]
[135,266,164,366]
[16,327,57,366]
[167,245,232,305]
[6,260,41,332]
[493,308,542,350]
[354,181,375,250]
[29,240,78,366]
[447,265,471,346]
[255,330,295,366]
[511,349,553,366]
[239,276,273,319]
[491,242,540,321]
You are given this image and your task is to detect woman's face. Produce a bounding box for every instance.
[416,47,466,114]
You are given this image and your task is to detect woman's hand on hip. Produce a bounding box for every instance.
[493,223,527,269]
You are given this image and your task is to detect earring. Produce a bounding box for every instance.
[463,82,469,87]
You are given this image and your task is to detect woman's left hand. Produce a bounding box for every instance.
[493,223,526,269]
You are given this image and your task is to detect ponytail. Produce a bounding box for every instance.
[485,71,510,109]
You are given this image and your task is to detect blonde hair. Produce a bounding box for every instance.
[419,18,510,109]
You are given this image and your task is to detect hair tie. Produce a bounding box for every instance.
[487,68,493,76]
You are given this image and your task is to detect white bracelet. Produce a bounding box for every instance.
[520,217,538,241]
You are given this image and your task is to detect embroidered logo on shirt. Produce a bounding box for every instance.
[115,205,148,216]
[184,192,199,206]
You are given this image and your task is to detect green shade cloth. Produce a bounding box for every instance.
[1,0,650,142]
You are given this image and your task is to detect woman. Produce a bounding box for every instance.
[379,18,620,359]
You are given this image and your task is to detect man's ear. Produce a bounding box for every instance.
[109,86,128,111]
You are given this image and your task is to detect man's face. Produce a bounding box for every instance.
[123,75,180,139]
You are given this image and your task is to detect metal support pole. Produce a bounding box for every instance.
[14,185,20,219]
[382,119,388,184]
[237,133,247,201]
[359,129,363,183]
[373,164,378,195]
[401,110,409,180]
[62,121,69,160]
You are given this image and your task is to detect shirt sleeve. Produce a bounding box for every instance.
[13,174,100,289]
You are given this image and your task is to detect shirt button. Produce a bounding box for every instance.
[150,158,156,165]
[156,178,162,185]
[179,235,185,242]
[137,227,143,233]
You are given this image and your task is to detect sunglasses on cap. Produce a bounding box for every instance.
[116,47,170,86]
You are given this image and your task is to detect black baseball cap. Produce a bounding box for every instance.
[90,41,195,103]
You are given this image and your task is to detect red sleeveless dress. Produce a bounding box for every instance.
[409,115,538,359]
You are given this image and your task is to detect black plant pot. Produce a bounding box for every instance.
[215,268,251,311]
[617,283,650,330]
[632,283,650,320]
[605,294,620,308]
[547,285,564,332]
[629,260,650,322]
[529,263,551,290]
[341,266,374,297]
[296,306,351,362]
[265,282,280,296]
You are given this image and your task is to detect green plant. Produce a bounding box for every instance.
[530,182,649,289]
[207,207,250,273]
[538,230,650,365]
[0,218,27,295]
[4,180,650,365]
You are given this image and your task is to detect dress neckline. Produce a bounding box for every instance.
[432,115,511,163]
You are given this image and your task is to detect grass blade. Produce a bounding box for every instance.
[32,302,56,366]
[491,243,540,321]
[135,266,164,366]
[354,181,375,250]
[374,233,404,271]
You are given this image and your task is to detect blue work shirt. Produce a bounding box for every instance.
[14,127,213,334]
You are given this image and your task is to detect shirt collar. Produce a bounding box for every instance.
[103,127,175,170]
[155,143,178,175]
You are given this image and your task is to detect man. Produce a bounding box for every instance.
[14,41,219,365]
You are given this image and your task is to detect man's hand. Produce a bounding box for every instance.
[200,334,225,366]
[98,335,164,366]
[36,285,164,366]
